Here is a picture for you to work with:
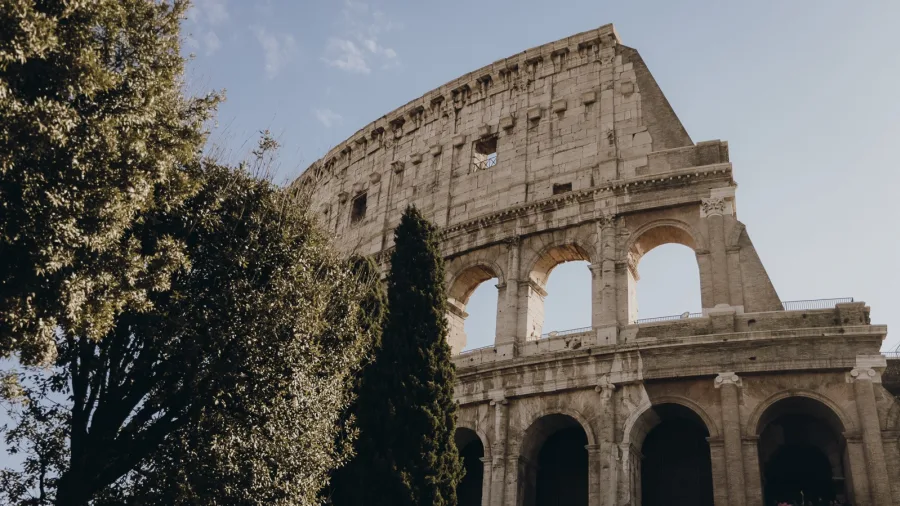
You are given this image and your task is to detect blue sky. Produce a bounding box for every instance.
[184,0,900,351]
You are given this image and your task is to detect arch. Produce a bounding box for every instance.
[518,411,592,506]
[448,260,505,304]
[746,389,852,437]
[455,426,487,506]
[517,406,597,458]
[622,395,720,449]
[625,219,704,266]
[623,219,706,323]
[519,238,595,340]
[527,242,593,287]
[753,392,853,504]
[455,421,492,459]
[446,260,504,354]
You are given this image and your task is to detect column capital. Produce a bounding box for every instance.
[502,235,521,247]
[849,367,879,382]
[701,196,734,218]
[584,444,603,454]
[848,354,886,383]
[714,372,742,388]
[489,396,508,407]
[595,213,616,229]
[705,436,725,447]
[524,278,548,298]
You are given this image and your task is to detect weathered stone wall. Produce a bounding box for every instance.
[297,23,899,506]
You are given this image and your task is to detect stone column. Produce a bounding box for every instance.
[741,436,763,506]
[844,434,871,505]
[596,378,617,506]
[586,444,603,506]
[880,431,900,505]
[616,442,640,506]
[701,197,731,306]
[596,216,618,331]
[850,359,892,506]
[498,238,520,359]
[479,457,493,506]
[715,372,746,506]
[707,438,730,506]
[490,398,509,506]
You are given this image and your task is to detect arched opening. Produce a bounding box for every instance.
[455,428,485,506]
[636,403,714,506]
[757,397,848,505]
[542,261,591,335]
[635,244,702,321]
[520,414,589,506]
[527,244,591,340]
[461,278,499,352]
[627,224,700,323]
[447,265,501,354]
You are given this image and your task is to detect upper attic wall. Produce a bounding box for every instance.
[296,24,722,256]
[619,46,692,150]
[298,24,624,178]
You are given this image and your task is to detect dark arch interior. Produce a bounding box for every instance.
[455,429,485,506]
[758,399,847,505]
[640,403,714,506]
[521,415,588,506]
[535,427,588,506]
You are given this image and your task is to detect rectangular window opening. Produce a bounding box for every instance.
[472,137,498,171]
[553,182,573,195]
[350,192,367,224]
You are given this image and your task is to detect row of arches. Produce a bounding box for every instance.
[456,395,852,506]
[456,243,702,352]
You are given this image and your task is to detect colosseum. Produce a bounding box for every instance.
[297,24,899,506]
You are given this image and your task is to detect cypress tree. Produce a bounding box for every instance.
[335,205,463,506]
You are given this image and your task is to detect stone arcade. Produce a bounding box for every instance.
[297,24,899,506]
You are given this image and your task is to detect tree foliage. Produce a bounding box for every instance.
[1,160,378,506]
[0,0,220,364]
[331,206,463,506]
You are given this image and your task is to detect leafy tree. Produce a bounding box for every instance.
[332,206,463,506]
[0,0,220,364]
[0,160,377,506]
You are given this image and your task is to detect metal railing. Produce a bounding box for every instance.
[541,326,592,339]
[635,312,703,324]
[883,351,900,359]
[473,154,497,171]
[780,298,854,311]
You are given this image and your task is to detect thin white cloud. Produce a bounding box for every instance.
[324,38,369,74]
[252,25,298,79]
[322,0,399,74]
[314,108,343,128]
[185,0,229,55]
[191,0,229,25]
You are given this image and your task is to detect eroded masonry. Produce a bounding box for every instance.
[297,24,899,506]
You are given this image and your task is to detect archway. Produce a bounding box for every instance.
[756,396,848,505]
[638,403,714,506]
[542,261,591,335]
[519,414,589,506]
[461,277,499,352]
[455,428,485,506]
[635,244,701,322]
[526,244,591,340]
[626,223,701,324]
[447,264,501,354]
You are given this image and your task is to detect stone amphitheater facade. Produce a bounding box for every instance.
[297,24,898,506]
